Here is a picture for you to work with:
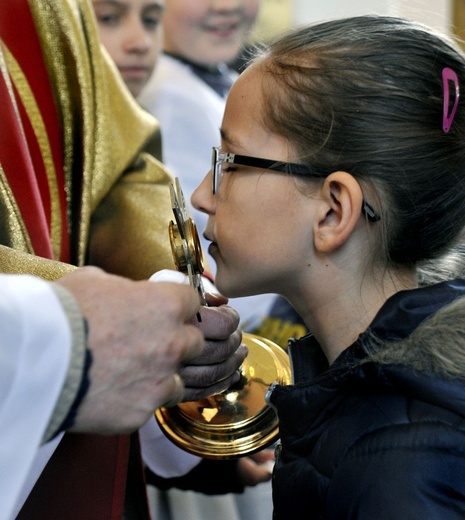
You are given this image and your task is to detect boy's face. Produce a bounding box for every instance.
[92,0,164,97]
[162,0,261,67]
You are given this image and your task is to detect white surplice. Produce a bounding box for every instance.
[0,275,71,520]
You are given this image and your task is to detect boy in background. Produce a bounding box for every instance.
[91,2,276,519]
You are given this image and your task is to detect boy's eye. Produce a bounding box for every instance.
[96,13,120,25]
[142,15,161,30]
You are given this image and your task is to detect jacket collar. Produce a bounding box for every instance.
[367,278,465,341]
[290,278,465,384]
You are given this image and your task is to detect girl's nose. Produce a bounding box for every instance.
[191,171,215,214]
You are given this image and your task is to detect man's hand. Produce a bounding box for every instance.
[179,292,248,402]
[56,266,204,434]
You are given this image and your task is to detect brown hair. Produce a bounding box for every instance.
[250,16,465,269]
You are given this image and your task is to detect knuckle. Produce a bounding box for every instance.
[161,295,184,320]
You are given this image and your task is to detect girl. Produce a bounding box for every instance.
[192,15,465,519]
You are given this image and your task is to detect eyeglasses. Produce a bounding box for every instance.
[211,147,381,222]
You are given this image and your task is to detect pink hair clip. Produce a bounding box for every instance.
[442,67,460,133]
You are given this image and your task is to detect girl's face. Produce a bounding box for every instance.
[92,0,164,97]
[192,65,317,299]
[162,0,260,67]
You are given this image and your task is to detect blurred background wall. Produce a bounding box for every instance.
[251,0,461,45]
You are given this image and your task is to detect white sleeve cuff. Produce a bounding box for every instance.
[139,416,201,478]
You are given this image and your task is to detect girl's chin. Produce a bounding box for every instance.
[214,276,256,299]
[213,275,238,298]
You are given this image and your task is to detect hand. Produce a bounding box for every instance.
[237,449,275,486]
[178,292,248,402]
[55,266,204,434]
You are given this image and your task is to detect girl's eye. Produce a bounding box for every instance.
[222,166,238,174]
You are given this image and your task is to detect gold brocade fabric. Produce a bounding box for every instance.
[0,0,175,280]
[0,244,75,280]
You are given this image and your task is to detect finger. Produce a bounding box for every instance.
[156,282,202,322]
[177,325,205,363]
[237,457,273,486]
[194,305,241,340]
[205,291,228,307]
[184,332,245,366]
[179,342,247,383]
[181,370,243,402]
[249,449,275,464]
[161,374,185,408]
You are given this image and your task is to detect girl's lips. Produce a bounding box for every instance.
[208,242,219,256]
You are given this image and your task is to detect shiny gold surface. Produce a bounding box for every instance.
[169,216,204,276]
[155,332,291,459]
[168,178,206,304]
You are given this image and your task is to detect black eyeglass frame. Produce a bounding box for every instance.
[211,147,381,222]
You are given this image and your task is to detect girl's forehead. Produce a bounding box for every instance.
[224,69,264,125]
[222,70,292,158]
[229,64,264,102]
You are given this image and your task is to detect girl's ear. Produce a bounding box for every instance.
[313,171,364,253]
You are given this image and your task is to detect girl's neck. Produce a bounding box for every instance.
[293,267,417,364]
